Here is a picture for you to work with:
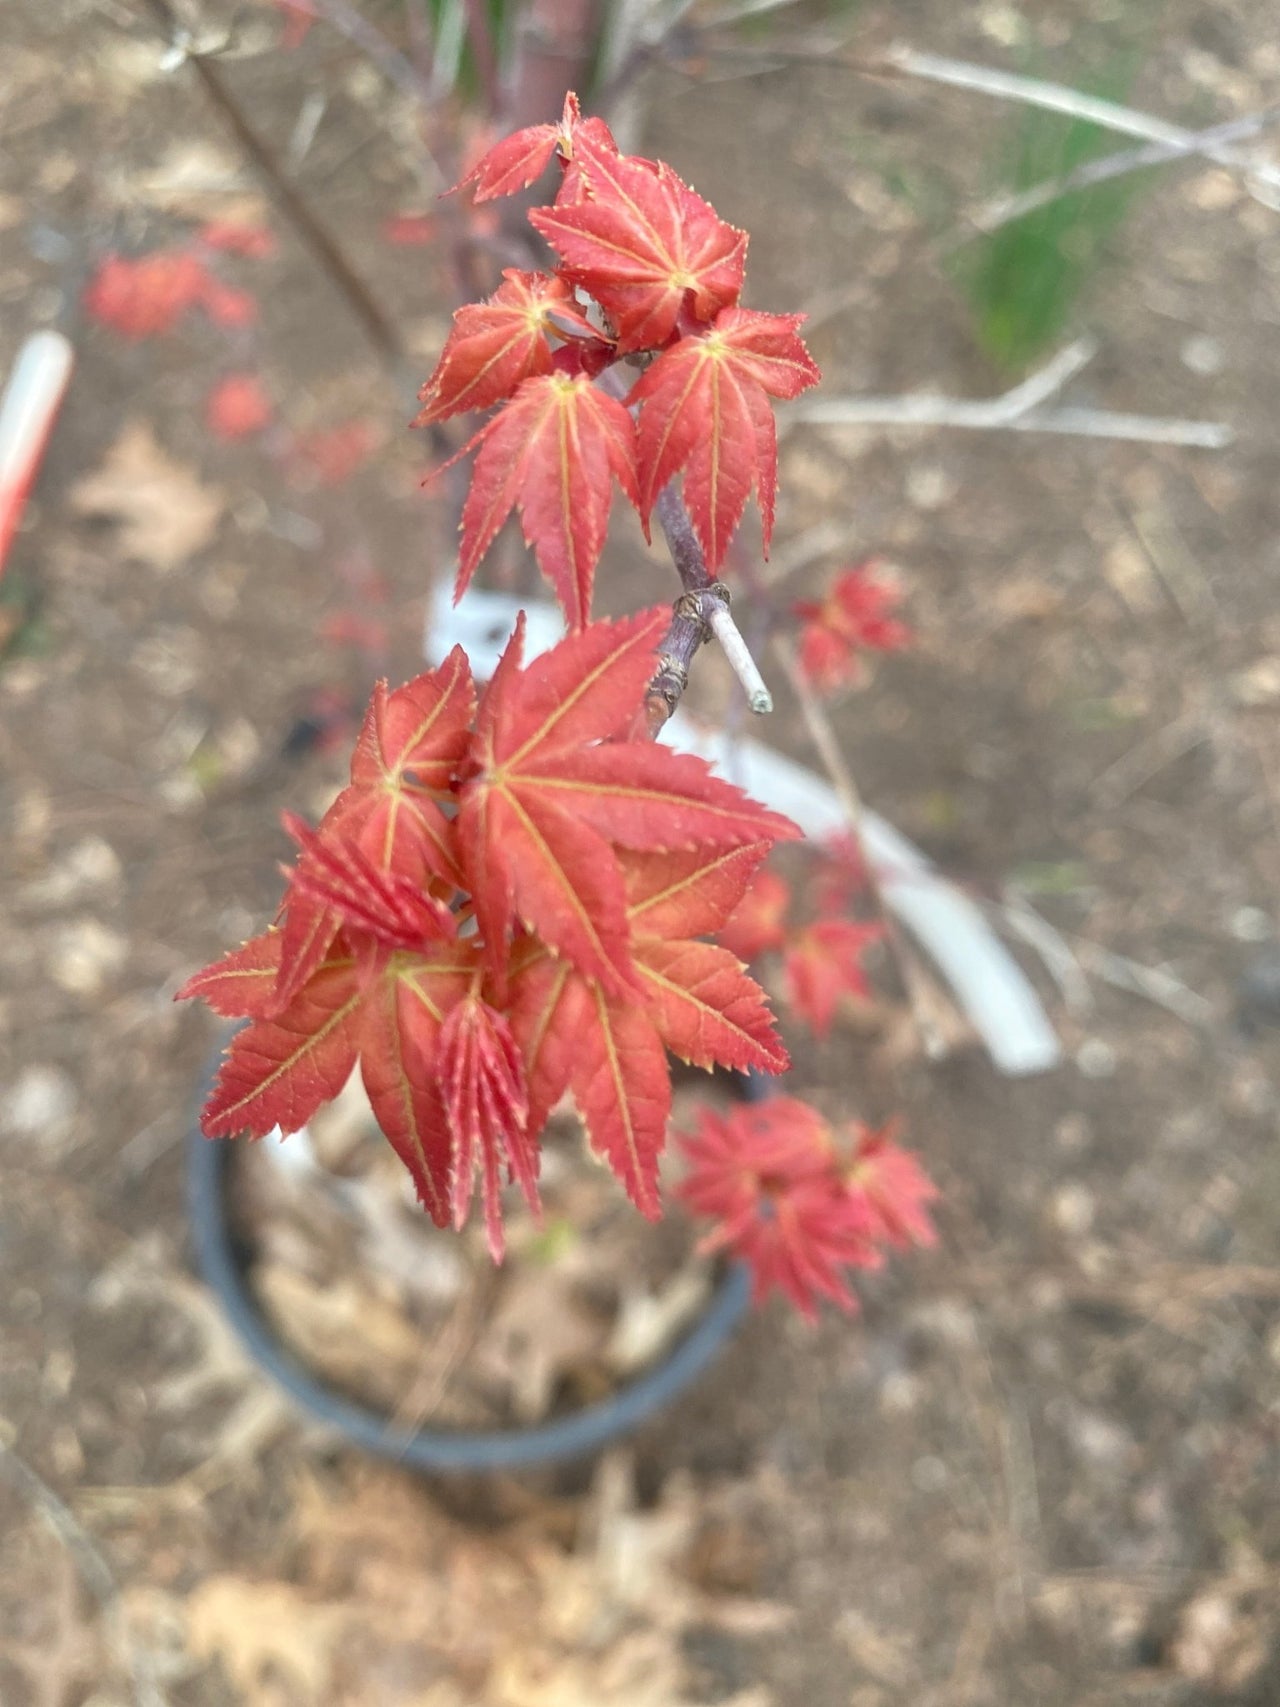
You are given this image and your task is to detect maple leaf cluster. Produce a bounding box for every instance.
[792,561,912,695]
[183,610,799,1257]
[416,92,821,630]
[719,839,884,1040]
[677,1097,937,1319]
[84,247,259,342]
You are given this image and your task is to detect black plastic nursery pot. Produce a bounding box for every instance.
[186,1060,755,1473]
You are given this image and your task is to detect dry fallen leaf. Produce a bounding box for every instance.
[70,422,223,571]
[185,1576,342,1704]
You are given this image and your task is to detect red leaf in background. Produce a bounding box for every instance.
[677,1099,880,1320]
[273,0,315,48]
[793,562,912,694]
[814,830,872,916]
[439,995,538,1260]
[201,957,362,1139]
[414,270,605,428]
[318,610,390,655]
[444,373,638,630]
[199,279,259,329]
[452,90,615,203]
[206,373,273,441]
[83,251,210,340]
[846,1121,938,1250]
[292,420,381,486]
[717,864,791,963]
[382,212,438,246]
[175,929,283,1019]
[782,918,884,1039]
[199,220,277,259]
[629,307,820,570]
[459,612,798,992]
[529,135,747,354]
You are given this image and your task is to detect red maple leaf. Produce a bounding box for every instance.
[510,844,788,1217]
[206,373,273,441]
[452,91,616,203]
[529,134,748,355]
[442,373,639,631]
[846,1121,938,1251]
[273,649,475,1008]
[717,864,792,963]
[677,1098,881,1320]
[793,562,911,694]
[176,929,284,1019]
[458,611,799,995]
[290,420,381,487]
[782,918,884,1039]
[629,307,820,570]
[199,278,259,329]
[413,269,606,428]
[202,954,364,1141]
[382,212,439,247]
[83,251,211,340]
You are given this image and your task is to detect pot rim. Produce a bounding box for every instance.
[186,1060,754,1471]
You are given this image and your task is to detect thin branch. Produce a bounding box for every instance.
[643,484,774,731]
[274,0,439,115]
[143,0,415,396]
[787,337,1098,436]
[962,105,1280,238]
[789,403,1236,449]
[879,43,1280,197]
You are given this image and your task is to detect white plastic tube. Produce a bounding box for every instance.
[425,585,1062,1076]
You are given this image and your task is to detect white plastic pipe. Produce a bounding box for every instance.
[424,585,1062,1076]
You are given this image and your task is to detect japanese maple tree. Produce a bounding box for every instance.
[181,92,934,1317]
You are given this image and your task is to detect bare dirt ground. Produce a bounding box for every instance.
[4,1,1280,1703]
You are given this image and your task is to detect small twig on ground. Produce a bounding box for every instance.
[877,44,1280,199]
[0,1442,168,1707]
[1070,938,1214,1028]
[960,106,1280,239]
[997,890,1094,1018]
[785,337,1233,447]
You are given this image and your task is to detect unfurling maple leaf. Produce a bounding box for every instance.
[782,918,884,1040]
[793,562,911,694]
[529,134,748,355]
[439,995,537,1260]
[459,611,799,993]
[629,306,819,570]
[206,373,273,441]
[511,844,788,1218]
[283,812,457,952]
[452,91,617,203]
[414,270,606,428]
[442,374,640,630]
